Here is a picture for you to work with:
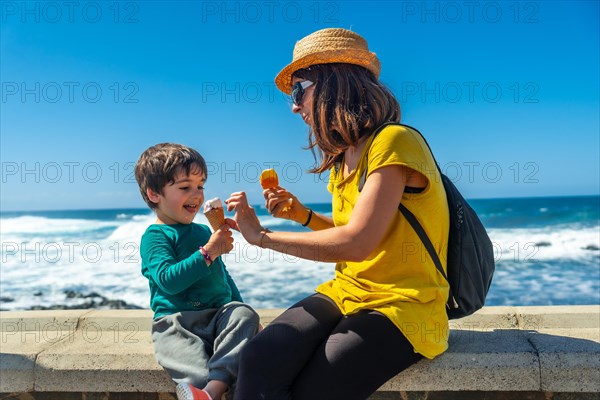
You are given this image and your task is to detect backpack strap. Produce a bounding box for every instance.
[398,204,448,281]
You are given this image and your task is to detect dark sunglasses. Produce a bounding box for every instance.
[290,80,314,106]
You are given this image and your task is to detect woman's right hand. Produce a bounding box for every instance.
[264,186,307,223]
[226,192,264,246]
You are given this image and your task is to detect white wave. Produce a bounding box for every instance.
[1,216,119,235]
[1,215,598,312]
[0,228,334,311]
[0,229,151,310]
[486,253,599,306]
[488,226,600,263]
[106,214,156,242]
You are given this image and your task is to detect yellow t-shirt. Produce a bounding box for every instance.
[316,124,450,359]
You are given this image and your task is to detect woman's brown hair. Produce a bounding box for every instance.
[294,63,400,174]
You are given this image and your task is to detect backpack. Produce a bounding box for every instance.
[358,123,495,319]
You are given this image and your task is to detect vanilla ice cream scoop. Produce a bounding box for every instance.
[203,197,223,213]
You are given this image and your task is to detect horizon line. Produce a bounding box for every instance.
[1,194,599,214]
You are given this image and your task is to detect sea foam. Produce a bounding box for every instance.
[1,197,599,311]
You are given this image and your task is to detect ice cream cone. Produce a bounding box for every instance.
[203,198,225,231]
[260,169,292,213]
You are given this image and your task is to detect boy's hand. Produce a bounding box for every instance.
[203,221,234,262]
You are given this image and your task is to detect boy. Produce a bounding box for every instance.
[135,143,259,400]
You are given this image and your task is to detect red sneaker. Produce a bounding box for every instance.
[176,383,212,400]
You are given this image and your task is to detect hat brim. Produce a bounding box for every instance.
[275,49,380,94]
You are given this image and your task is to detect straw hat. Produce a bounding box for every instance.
[275,28,381,94]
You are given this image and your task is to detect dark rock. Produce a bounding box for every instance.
[64,290,82,299]
[28,291,143,310]
[582,245,600,251]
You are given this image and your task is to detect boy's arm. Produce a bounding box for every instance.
[223,265,243,302]
[142,228,211,295]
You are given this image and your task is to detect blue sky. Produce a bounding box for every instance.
[1,0,599,211]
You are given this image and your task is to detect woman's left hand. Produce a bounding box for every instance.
[225,191,264,246]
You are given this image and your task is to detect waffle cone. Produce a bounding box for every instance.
[204,208,225,231]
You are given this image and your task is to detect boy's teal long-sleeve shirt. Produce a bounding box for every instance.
[140,223,243,318]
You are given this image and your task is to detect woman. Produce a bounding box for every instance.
[227,28,450,400]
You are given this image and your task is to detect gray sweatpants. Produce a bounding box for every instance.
[152,302,260,388]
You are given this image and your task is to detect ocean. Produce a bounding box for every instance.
[1,196,599,311]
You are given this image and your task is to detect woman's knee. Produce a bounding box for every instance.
[239,323,298,369]
[238,331,267,371]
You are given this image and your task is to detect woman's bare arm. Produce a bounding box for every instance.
[227,164,407,262]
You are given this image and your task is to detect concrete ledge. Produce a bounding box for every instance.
[1,306,599,398]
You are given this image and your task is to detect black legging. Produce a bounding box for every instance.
[235,294,423,400]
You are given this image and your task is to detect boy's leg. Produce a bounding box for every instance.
[165,305,258,400]
[291,309,424,400]
[207,302,261,389]
[152,311,215,387]
[235,294,343,400]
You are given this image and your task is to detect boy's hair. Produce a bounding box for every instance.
[134,143,207,209]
